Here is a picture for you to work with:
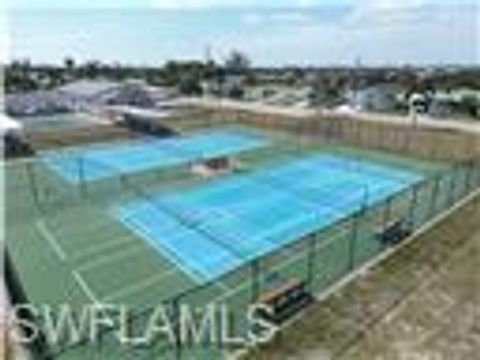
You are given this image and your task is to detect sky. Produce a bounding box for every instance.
[2,0,479,66]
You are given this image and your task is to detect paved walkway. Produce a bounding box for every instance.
[179,97,480,135]
[339,227,480,360]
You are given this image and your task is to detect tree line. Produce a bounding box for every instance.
[4,50,252,95]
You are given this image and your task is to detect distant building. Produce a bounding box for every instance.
[426,90,479,119]
[5,80,177,117]
[202,75,244,98]
[5,90,84,116]
[347,84,404,113]
[58,79,119,102]
[59,80,159,108]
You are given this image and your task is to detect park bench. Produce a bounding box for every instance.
[256,278,312,323]
[375,218,412,246]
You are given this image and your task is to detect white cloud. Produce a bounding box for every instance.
[241,11,313,27]
[151,0,280,9]
[362,0,428,10]
[271,12,313,23]
[150,0,441,10]
[346,0,458,29]
[150,0,338,9]
[213,4,477,66]
[241,13,266,26]
[297,0,318,7]
[9,0,476,66]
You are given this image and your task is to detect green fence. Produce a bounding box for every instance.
[165,158,480,359]
[5,150,480,360]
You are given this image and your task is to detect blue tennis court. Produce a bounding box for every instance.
[41,129,267,183]
[115,154,422,282]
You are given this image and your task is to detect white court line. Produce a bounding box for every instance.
[117,211,219,284]
[72,233,136,262]
[78,245,146,273]
[72,270,101,306]
[36,220,68,261]
[103,267,180,303]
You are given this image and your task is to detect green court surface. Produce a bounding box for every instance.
[5,124,478,360]
[15,113,110,133]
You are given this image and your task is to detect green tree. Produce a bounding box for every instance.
[5,59,40,93]
[179,72,203,95]
[83,61,101,79]
[225,50,250,76]
[64,57,75,73]
[458,95,480,119]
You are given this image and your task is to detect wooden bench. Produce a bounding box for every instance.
[375,218,412,246]
[256,279,312,324]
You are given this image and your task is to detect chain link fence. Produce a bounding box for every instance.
[4,115,480,360]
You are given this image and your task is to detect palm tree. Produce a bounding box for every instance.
[64,57,75,77]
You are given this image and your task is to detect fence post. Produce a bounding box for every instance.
[382,195,393,229]
[379,123,386,151]
[337,117,343,141]
[447,166,457,206]
[464,161,474,194]
[78,156,87,198]
[463,162,472,196]
[348,211,360,270]
[296,119,302,150]
[406,125,415,156]
[25,160,41,210]
[322,116,329,142]
[473,161,479,189]
[428,174,441,220]
[452,164,463,202]
[471,160,478,189]
[306,234,317,292]
[326,118,333,144]
[394,127,402,152]
[251,260,260,302]
[354,118,361,146]
[401,126,409,153]
[407,182,420,229]
[455,163,463,198]
[172,296,182,360]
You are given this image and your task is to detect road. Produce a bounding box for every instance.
[178,97,480,135]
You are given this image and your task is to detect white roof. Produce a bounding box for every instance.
[59,80,119,98]
[334,104,358,115]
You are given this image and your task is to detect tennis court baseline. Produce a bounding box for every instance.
[115,154,422,282]
[41,129,267,183]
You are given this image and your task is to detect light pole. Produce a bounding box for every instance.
[407,93,425,151]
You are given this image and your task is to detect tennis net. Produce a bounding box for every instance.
[121,177,253,262]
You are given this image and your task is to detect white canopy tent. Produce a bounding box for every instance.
[0,115,24,137]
